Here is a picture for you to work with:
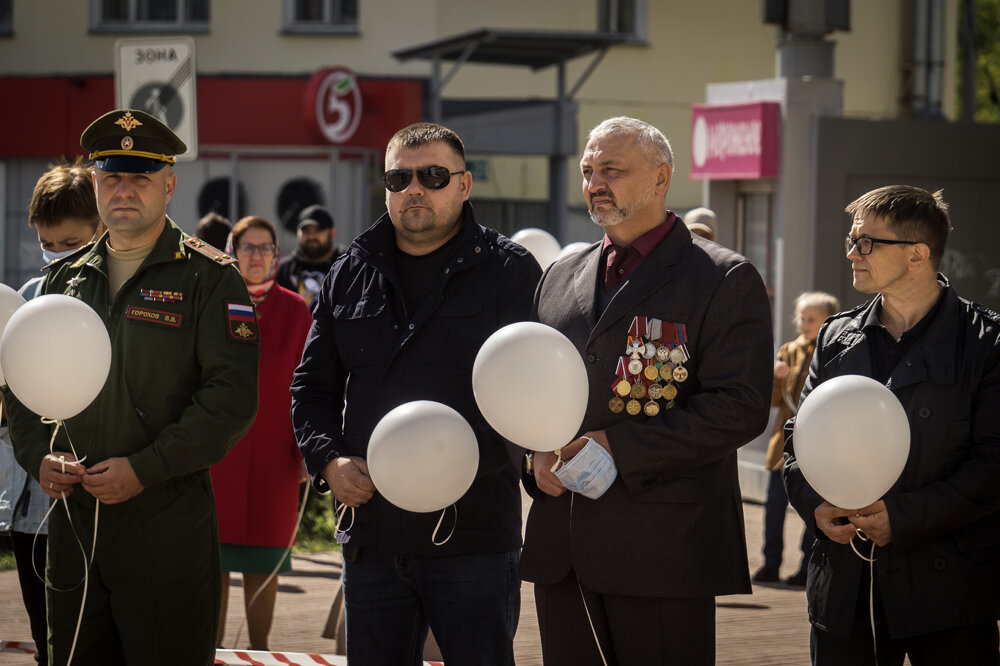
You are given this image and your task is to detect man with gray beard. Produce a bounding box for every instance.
[519,116,773,665]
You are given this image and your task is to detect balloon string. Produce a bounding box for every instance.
[230,480,310,649]
[569,493,610,665]
[334,501,355,536]
[550,448,564,474]
[850,528,876,563]
[33,417,95,666]
[850,533,880,666]
[431,505,457,546]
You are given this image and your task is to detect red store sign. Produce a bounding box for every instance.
[690,102,781,180]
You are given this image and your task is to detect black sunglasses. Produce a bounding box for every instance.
[384,166,465,192]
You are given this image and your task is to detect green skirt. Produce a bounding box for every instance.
[221,543,292,575]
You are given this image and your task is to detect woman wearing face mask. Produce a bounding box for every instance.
[210,215,313,650]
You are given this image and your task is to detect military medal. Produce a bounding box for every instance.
[610,358,632,412]
[662,383,678,400]
[617,317,691,417]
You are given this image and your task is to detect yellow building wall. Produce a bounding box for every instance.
[0,0,959,211]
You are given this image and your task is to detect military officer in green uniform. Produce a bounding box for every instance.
[3,109,259,665]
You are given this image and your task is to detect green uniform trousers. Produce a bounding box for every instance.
[46,471,220,665]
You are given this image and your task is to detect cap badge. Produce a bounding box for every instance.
[115,111,143,132]
[121,136,134,150]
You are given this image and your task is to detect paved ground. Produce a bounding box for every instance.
[0,491,823,665]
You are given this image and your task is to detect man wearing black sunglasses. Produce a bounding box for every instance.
[292,122,542,665]
[784,185,1000,665]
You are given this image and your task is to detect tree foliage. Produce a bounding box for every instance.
[963,0,1000,121]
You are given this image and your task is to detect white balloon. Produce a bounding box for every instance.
[0,295,112,421]
[511,228,562,269]
[556,242,592,260]
[0,283,27,386]
[473,322,588,452]
[793,374,910,509]
[367,401,479,513]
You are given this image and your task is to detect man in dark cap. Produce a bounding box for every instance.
[276,204,345,308]
[3,109,259,666]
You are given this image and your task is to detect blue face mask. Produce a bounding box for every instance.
[554,437,618,500]
[41,245,79,265]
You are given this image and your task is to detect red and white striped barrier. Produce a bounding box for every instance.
[0,640,37,654]
[3,642,447,665]
[215,650,443,666]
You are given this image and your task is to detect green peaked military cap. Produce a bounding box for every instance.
[81,109,187,173]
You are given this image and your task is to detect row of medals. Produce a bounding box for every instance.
[610,343,689,417]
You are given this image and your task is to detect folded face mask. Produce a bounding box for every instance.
[554,437,618,500]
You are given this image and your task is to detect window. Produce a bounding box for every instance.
[282,0,358,35]
[91,0,209,33]
[598,0,647,41]
[737,191,774,288]
[0,0,12,36]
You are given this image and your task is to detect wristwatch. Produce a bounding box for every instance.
[523,452,534,476]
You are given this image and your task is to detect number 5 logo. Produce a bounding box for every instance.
[304,67,362,145]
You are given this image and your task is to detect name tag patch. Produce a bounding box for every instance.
[125,305,182,328]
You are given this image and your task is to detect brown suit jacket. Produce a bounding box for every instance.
[520,223,773,598]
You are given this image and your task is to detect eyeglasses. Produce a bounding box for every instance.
[384,166,465,192]
[237,243,276,257]
[845,235,920,256]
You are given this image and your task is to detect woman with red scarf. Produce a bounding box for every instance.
[212,215,313,650]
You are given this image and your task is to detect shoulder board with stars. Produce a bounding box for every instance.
[183,237,236,265]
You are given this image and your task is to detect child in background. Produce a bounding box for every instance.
[753,291,840,586]
[2,159,103,665]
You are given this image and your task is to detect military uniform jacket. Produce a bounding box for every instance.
[5,218,259,502]
[783,277,1000,638]
[291,202,541,556]
[520,223,774,598]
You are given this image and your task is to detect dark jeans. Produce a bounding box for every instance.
[763,469,815,570]
[343,548,520,666]
[12,530,48,666]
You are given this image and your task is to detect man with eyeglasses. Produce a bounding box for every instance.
[784,185,1000,665]
[292,122,541,664]
[3,109,259,665]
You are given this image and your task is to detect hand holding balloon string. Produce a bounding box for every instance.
[322,456,375,508]
[81,457,144,504]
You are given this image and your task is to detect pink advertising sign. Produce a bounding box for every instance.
[690,102,781,179]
